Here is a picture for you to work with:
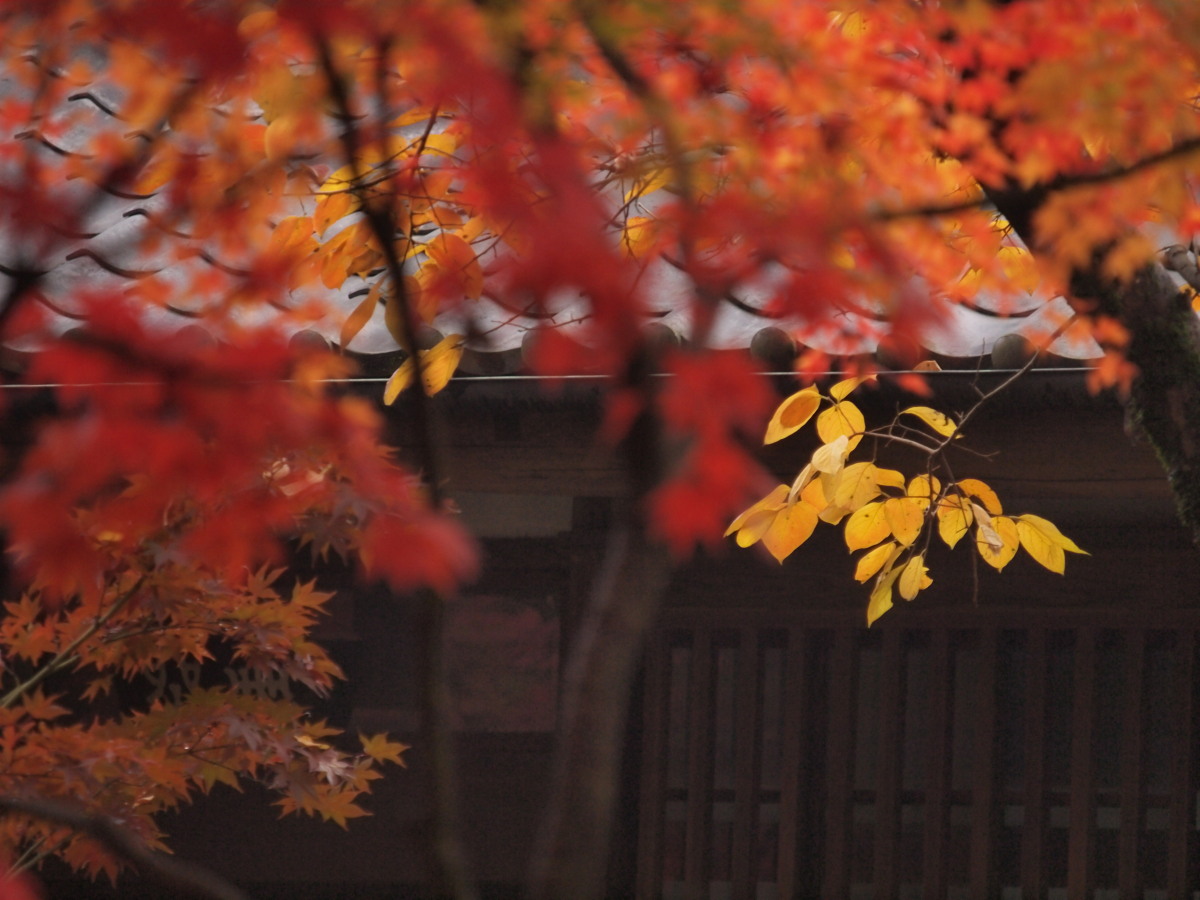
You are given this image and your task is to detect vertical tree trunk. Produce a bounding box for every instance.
[529,353,674,900]
[527,519,671,900]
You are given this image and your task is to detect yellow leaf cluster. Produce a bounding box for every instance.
[731,378,1087,625]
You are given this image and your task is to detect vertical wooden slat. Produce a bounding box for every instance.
[731,629,763,900]
[1019,627,1048,900]
[1117,630,1145,900]
[636,629,669,899]
[1167,629,1196,898]
[874,627,904,899]
[968,628,998,900]
[684,629,715,900]
[1066,627,1098,900]
[822,628,857,900]
[776,628,806,898]
[922,628,952,900]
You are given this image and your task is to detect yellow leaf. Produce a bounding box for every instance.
[269,216,316,255]
[419,334,465,395]
[624,166,671,203]
[1016,518,1064,574]
[834,10,870,38]
[264,113,303,164]
[622,216,659,258]
[874,467,906,490]
[829,374,874,401]
[971,503,1002,550]
[997,244,1041,293]
[318,148,387,195]
[726,485,789,537]
[854,541,899,582]
[320,244,352,289]
[384,360,415,404]
[812,434,850,475]
[799,475,827,509]
[936,495,973,548]
[339,282,381,350]
[975,512,1019,570]
[383,334,465,404]
[818,504,849,525]
[317,222,377,289]
[907,474,942,502]
[415,131,459,158]
[900,406,958,438]
[831,463,906,511]
[1015,515,1086,574]
[314,190,355,238]
[762,501,819,562]
[884,496,926,546]
[817,401,865,451]
[830,462,873,510]
[787,464,817,504]
[319,163,358,195]
[866,568,902,627]
[898,554,932,601]
[830,465,888,513]
[735,507,778,548]
[460,215,488,244]
[391,106,438,128]
[957,478,1002,515]
[765,386,821,444]
[845,501,889,551]
[1017,514,1087,554]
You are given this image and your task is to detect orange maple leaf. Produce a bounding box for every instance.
[359,732,409,767]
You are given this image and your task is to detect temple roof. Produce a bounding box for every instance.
[2,59,1174,383]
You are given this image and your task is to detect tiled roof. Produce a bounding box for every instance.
[0,57,1139,382]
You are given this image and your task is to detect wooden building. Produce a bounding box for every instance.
[37,363,1200,900]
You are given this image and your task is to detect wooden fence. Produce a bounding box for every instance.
[635,608,1200,900]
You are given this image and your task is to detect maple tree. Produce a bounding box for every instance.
[1,1,1200,899]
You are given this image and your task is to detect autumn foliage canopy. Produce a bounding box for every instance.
[0,0,1198,882]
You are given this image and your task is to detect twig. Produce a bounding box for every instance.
[944,314,1077,445]
[0,577,144,710]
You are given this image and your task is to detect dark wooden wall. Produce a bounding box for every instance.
[39,374,1200,898]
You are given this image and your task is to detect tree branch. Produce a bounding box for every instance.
[0,577,143,710]
[929,22,1200,545]
[874,133,1200,223]
[0,795,252,900]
